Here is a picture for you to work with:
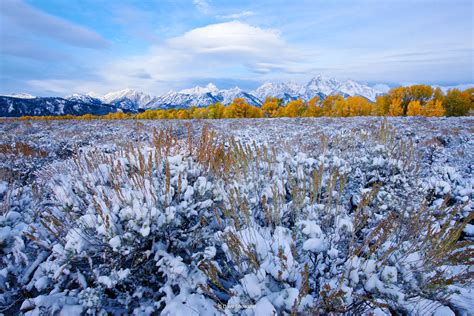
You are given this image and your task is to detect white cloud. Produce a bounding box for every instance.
[23,21,309,95]
[167,21,285,56]
[1,0,109,49]
[193,0,210,13]
[217,11,255,20]
[90,21,305,94]
[27,79,102,95]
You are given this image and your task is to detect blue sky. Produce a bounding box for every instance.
[0,0,472,96]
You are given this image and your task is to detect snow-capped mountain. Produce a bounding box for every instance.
[336,79,380,101]
[100,88,153,111]
[179,83,219,96]
[251,82,301,103]
[0,96,121,117]
[218,87,262,105]
[253,75,381,102]
[150,89,220,109]
[147,83,261,109]
[66,94,103,105]
[0,77,381,116]
[0,93,37,99]
[303,76,341,98]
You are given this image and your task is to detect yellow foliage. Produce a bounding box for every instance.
[406,100,422,116]
[443,89,470,116]
[261,97,280,118]
[284,99,306,117]
[345,96,371,116]
[320,95,342,116]
[225,98,250,118]
[388,98,403,116]
[304,96,322,117]
[207,103,225,119]
[331,97,348,117]
[422,100,445,117]
[372,96,389,116]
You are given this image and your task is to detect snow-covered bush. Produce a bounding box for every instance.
[196,124,472,315]
[0,184,40,313]
[20,128,221,314]
[0,121,472,315]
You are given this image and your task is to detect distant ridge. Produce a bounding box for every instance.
[1,77,472,117]
[84,75,382,111]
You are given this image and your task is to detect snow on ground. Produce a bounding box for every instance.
[0,117,472,315]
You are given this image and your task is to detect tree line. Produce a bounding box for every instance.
[19,85,472,120]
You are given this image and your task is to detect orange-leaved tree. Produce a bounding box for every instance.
[284,99,306,117]
[388,98,403,116]
[304,96,322,117]
[406,100,422,116]
[261,97,280,118]
[422,99,445,117]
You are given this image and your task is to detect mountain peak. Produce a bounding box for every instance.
[86,91,103,99]
[224,86,242,92]
[1,93,37,99]
[305,76,340,96]
[103,88,141,99]
[206,83,218,92]
[101,88,152,110]
[180,83,219,95]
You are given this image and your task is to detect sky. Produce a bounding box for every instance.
[0,0,473,96]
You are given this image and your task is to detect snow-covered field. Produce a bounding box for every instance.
[0,117,473,315]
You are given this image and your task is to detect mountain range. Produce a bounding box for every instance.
[1,76,471,117]
[0,95,122,117]
[97,75,382,110]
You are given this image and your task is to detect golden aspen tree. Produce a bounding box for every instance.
[433,87,444,101]
[247,105,263,118]
[207,102,225,119]
[346,97,357,116]
[359,99,371,116]
[346,96,370,116]
[422,99,445,117]
[304,96,322,117]
[284,99,306,117]
[388,98,403,116]
[406,100,422,116]
[331,97,348,116]
[177,109,191,119]
[261,97,280,118]
[191,107,208,119]
[225,98,251,118]
[408,85,433,104]
[443,89,470,116]
[464,88,474,111]
[387,85,432,114]
[321,95,340,116]
[274,105,286,117]
[223,105,235,118]
[372,95,389,115]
